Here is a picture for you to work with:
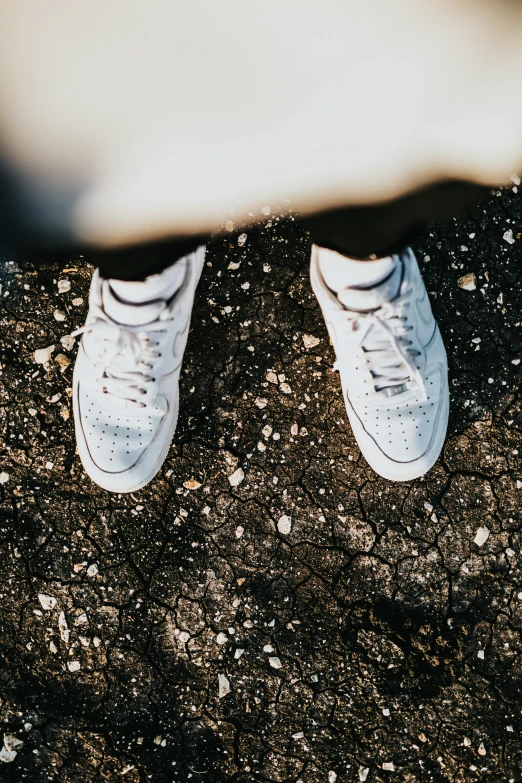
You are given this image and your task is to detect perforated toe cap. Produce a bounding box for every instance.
[351,364,446,463]
[78,385,167,473]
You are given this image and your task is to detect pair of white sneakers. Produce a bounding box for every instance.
[72,244,449,492]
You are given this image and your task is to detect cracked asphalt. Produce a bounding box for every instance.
[1,186,522,782]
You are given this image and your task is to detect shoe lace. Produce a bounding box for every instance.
[332,290,427,400]
[73,304,171,407]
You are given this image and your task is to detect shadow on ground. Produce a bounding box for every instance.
[1,189,522,781]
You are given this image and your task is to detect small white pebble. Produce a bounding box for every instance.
[277,515,292,535]
[477,649,485,659]
[478,742,486,756]
[382,708,390,716]
[55,353,70,372]
[269,656,282,669]
[2,736,23,754]
[358,768,369,782]
[57,279,71,293]
[328,772,337,783]
[474,526,490,547]
[263,644,274,653]
[60,335,76,351]
[216,632,228,645]
[183,479,202,490]
[234,648,244,659]
[218,673,231,699]
[87,564,98,577]
[178,631,190,643]
[458,273,476,291]
[382,762,395,772]
[235,526,244,538]
[0,472,9,484]
[53,309,66,322]
[238,233,247,246]
[34,345,55,364]
[38,594,57,611]
[228,467,245,487]
[503,229,516,245]
[67,660,81,673]
[262,425,273,438]
[302,334,320,349]
[0,747,17,764]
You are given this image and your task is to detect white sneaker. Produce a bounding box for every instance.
[310,246,449,481]
[72,246,205,492]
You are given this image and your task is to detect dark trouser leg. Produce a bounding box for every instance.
[93,179,492,279]
[89,235,209,281]
[302,180,492,259]
[13,180,492,278]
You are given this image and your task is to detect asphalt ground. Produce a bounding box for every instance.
[1,185,522,782]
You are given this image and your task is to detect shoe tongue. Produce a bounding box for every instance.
[102,281,166,326]
[336,260,402,311]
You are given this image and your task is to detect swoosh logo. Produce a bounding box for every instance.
[415,288,434,326]
[173,316,190,359]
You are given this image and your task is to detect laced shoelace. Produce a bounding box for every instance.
[332,291,427,401]
[73,304,171,407]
